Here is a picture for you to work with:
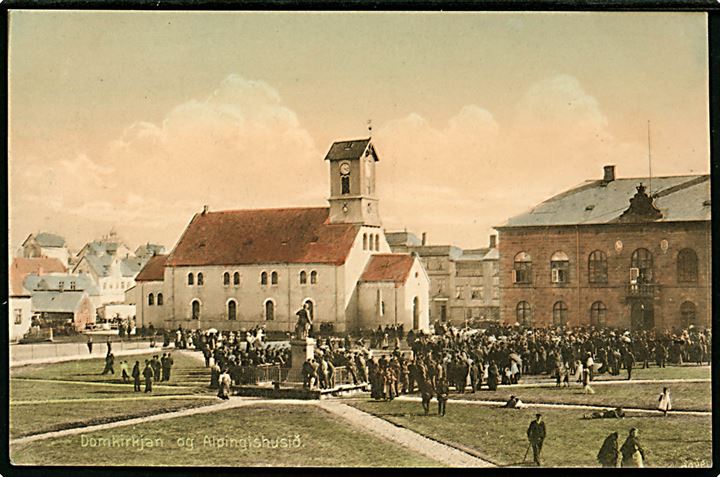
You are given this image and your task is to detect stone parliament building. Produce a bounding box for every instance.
[496,166,711,331]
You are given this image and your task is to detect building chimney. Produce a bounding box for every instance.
[489,234,497,249]
[421,232,427,246]
[603,165,615,183]
[202,205,209,215]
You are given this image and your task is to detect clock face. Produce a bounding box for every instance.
[339,162,351,175]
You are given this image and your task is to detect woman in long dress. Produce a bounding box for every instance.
[217,369,231,400]
[657,387,672,416]
[620,428,645,467]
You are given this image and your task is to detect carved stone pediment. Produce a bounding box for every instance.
[616,183,663,222]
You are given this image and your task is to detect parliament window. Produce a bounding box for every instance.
[588,250,608,284]
[550,251,569,284]
[516,301,532,325]
[680,301,696,326]
[677,248,698,283]
[590,301,607,327]
[513,252,532,284]
[553,301,568,327]
[631,248,653,282]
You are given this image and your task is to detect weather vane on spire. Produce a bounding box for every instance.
[367,119,373,138]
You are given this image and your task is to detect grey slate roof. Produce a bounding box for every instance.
[385,231,422,247]
[120,257,145,276]
[135,243,165,258]
[32,291,87,313]
[498,175,710,228]
[324,138,379,162]
[24,273,99,295]
[407,245,464,260]
[34,232,66,248]
[81,255,143,278]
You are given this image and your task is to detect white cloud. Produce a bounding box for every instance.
[11,74,324,249]
[373,75,648,246]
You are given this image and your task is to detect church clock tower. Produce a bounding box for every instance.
[324,138,381,226]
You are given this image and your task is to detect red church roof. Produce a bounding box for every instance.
[135,255,168,282]
[360,254,416,286]
[165,207,360,267]
[10,257,67,295]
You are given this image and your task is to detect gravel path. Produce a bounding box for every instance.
[395,395,711,416]
[317,400,494,467]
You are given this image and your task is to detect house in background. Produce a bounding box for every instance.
[75,231,132,263]
[73,254,144,305]
[23,273,101,307]
[385,232,500,325]
[134,243,166,260]
[9,257,67,341]
[20,232,71,268]
[31,290,95,332]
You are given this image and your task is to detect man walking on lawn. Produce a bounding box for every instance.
[132,360,141,392]
[527,414,546,466]
[143,360,154,393]
[101,352,115,375]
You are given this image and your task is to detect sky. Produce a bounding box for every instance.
[8,11,710,254]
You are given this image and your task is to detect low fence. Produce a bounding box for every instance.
[10,340,155,363]
[233,364,363,387]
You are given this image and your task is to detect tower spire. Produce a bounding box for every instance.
[367,119,373,139]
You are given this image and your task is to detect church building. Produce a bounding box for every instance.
[134,138,430,334]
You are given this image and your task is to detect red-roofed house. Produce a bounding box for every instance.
[9,257,68,341]
[128,255,167,327]
[139,138,430,333]
[358,254,430,330]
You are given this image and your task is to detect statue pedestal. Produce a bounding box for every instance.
[288,338,316,383]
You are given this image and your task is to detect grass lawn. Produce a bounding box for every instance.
[349,400,711,468]
[11,351,208,389]
[10,397,215,439]
[10,378,203,402]
[10,404,443,467]
[589,365,710,382]
[450,381,710,412]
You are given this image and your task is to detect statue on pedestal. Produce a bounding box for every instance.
[295,303,313,339]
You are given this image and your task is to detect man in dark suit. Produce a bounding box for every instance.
[143,360,154,393]
[132,360,141,392]
[527,414,546,466]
